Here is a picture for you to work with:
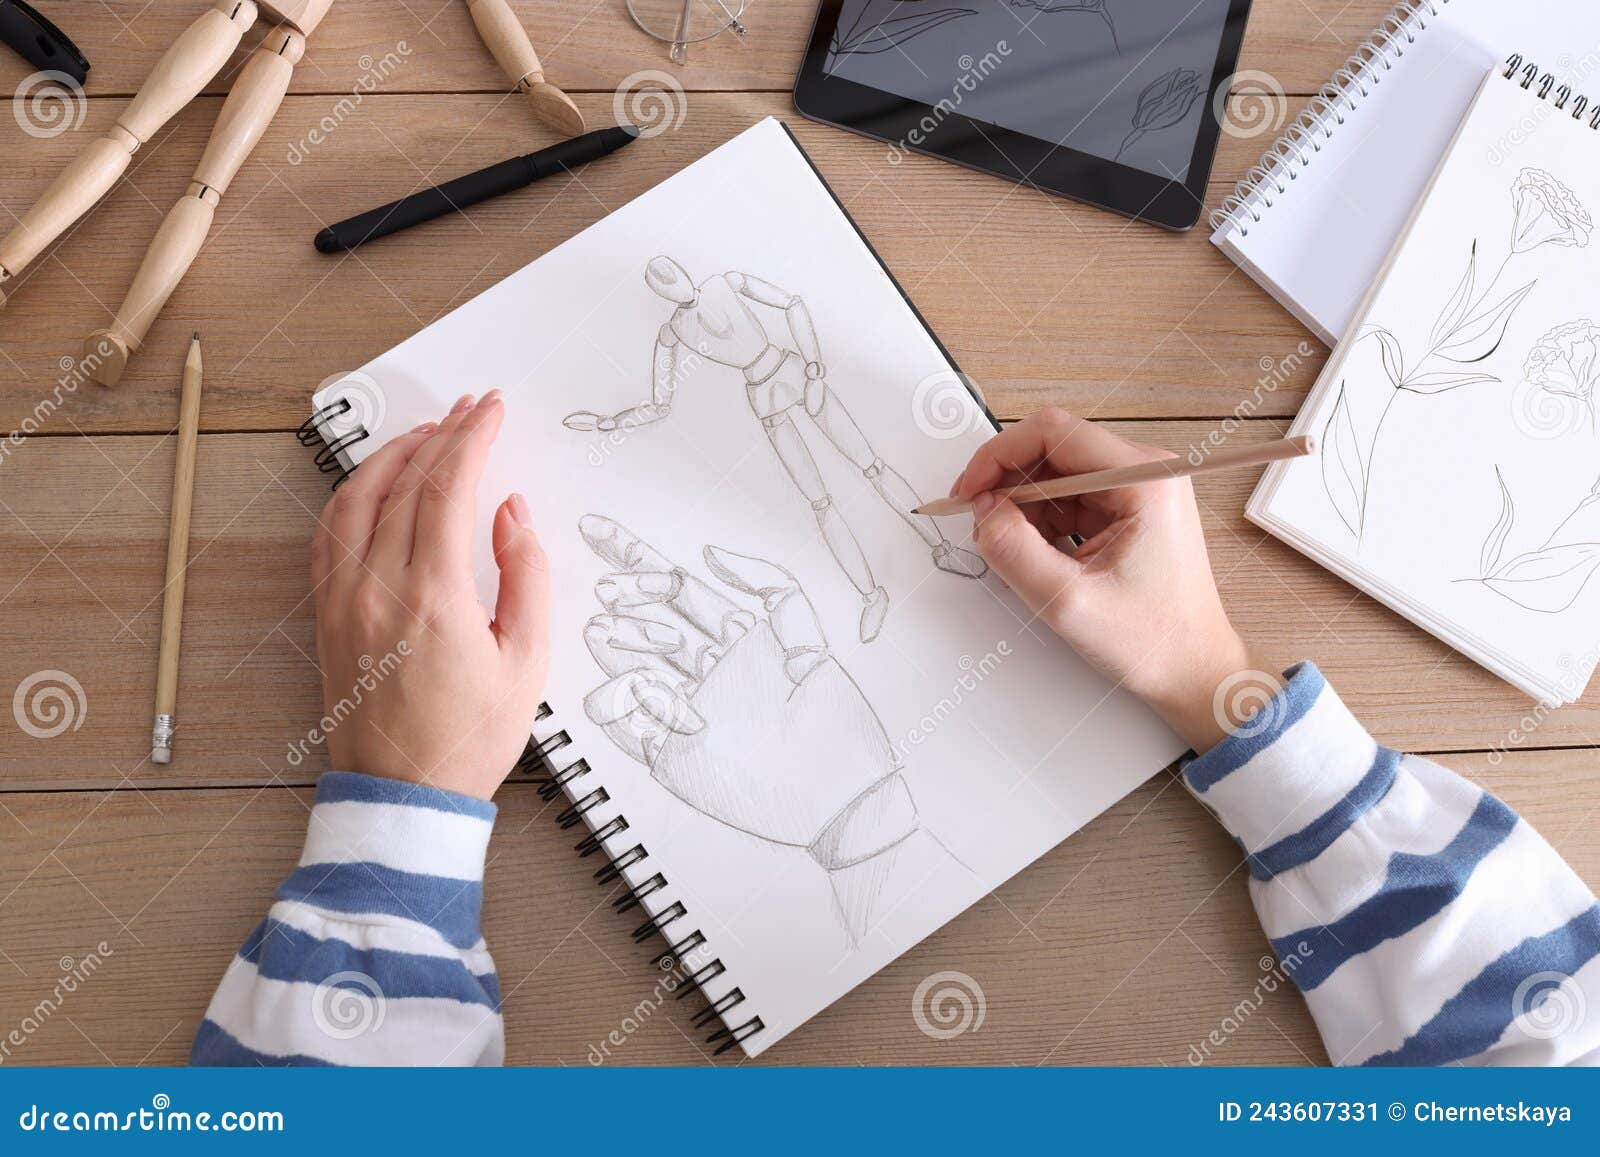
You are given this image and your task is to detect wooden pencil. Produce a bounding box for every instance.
[914,435,1315,517]
[150,334,203,764]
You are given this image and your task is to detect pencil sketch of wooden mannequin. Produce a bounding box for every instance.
[0,1,340,383]
[564,257,987,643]
[577,515,966,947]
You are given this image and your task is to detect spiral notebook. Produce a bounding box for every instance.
[1211,0,1600,345]
[300,118,1184,1057]
[1249,61,1600,704]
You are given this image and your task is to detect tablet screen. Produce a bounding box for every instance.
[822,0,1234,181]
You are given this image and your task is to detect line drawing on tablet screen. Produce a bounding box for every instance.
[826,0,1120,67]
[574,514,967,946]
[827,2,976,62]
[1011,0,1120,53]
[1115,67,1203,161]
[562,257,986,644]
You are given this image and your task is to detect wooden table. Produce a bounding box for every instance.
[1,1,1595,1067]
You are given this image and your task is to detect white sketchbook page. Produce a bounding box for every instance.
[1253,75,1600,697]
[313,119,1183,1055]
[1214,0,1600,345]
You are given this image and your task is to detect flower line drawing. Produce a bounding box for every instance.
[1467,467,1600,614]
[1524,318,1600,431]
[1512,167,1592,252]
[1115,67,1204,162]
[1320,167,1591,543]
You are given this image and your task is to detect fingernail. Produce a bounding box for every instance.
[509,492,532,528]
[411,421,437,434]
[972,492,997,520]
[640,620,680,648]
[637,572,678,597]
[482,388,504,406]
[451,393,475,414]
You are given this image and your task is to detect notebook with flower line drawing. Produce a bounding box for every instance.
[1210,0,1600,344]
[1249,61,1600,704]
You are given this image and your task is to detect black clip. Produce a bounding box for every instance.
[0,1,89,86]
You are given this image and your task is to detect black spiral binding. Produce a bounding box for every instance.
[297,398,371,490]
[516,723,765,1056]
[1504,54,1600,128]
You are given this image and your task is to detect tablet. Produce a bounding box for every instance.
[793,0,1253,230]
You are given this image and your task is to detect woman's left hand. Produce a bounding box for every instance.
[310,391,551,801]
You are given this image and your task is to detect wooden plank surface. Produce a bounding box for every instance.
[0,1,1410,97]
[0,748,1593,1066]
[4,421,1597,796]
[3,93,1330,432]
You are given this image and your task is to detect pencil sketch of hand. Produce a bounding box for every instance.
[576,514,963,946]
[1322,167,1591,545]
[1467,467,1600,613]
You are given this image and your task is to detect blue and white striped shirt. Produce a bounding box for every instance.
[192,663,1600,1065]
[191,773,503,1065]
[1182,664,1600,1066]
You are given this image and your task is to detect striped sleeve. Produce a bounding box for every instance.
[190,772,505,1067]
[1182,663,1600,1067]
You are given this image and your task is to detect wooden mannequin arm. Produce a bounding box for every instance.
[464,0,584,135]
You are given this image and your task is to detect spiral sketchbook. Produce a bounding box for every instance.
[300,118,1184,1056]
[1211,0,1600,345]
[1249,62,1600,704]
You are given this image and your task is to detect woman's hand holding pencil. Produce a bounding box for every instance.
[951,409,1278,753]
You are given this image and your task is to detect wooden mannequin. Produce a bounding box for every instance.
[0,1,335,382]
[2,0,581,384]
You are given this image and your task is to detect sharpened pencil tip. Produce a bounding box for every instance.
[192,332,201,342]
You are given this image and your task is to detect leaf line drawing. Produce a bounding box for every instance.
[827,1,977,61]
[1321,167,1592,543]
[825,0,1119,67]
[1466,467,1600,613]
[563,256,986,645]
[574,515,968,946]
[1114,67,1203,162]
[1009,0,1120,53]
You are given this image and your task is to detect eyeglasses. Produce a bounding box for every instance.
[625,0,748,65]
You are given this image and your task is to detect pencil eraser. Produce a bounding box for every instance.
[150,747,172,765]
